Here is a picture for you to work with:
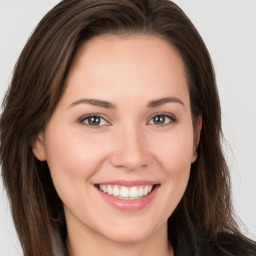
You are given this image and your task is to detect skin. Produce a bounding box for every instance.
[34,35,201,256]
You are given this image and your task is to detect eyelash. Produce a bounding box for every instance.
[78,113,177,128]
[78,114,110,128]
[148,113,177,126]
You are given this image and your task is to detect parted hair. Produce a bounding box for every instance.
[1,0,255,255]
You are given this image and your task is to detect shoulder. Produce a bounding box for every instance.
[199,234,256,256]
[214,234,256,256]
[174,233,256,256]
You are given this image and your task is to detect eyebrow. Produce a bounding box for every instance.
[69,98,116,109]
[147,97,184,108]
[68,97,184,109]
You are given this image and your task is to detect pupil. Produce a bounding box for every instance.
[89,116,100,125]
[154,115,165,124]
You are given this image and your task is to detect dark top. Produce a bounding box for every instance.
[173,231,256,256]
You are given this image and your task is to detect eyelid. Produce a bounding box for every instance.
[77,112,177,127]
[147,112,178,126]
[78,113,111,127]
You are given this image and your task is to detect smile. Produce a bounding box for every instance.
[95,181,159,210]
[97,184,154,200]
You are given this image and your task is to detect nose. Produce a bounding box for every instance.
[110,125,150,171]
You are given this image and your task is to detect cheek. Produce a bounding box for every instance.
[46,127,107,175]
[153,127,194,199]
[140,128,194,223]
[152,128,195,174]
[44,126,110,203]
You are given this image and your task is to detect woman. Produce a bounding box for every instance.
[0,0,255,255]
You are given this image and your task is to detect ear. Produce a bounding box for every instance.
[191,115,202,163]
[32,132,47,161]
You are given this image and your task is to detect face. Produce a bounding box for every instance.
[34,35,201,245]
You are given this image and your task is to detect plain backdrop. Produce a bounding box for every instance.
[0,1,255,255]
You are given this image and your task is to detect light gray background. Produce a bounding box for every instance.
[0,0,255,255]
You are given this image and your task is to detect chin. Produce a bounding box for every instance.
[96,218,166,244]
[103,230,154,244]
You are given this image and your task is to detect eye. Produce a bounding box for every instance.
[80,115,109,127]
[148,114,176,126]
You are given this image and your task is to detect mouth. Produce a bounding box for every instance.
[95,184,158,200]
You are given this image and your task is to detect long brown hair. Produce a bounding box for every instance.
[1,0,255,255]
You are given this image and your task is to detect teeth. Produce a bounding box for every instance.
[129,187,138,198]
[143,186,149,195]
[138,187,144,197]
[120,186,129,197]
[98,185,154,199]
[113,185,119,197]
[99,185,107,193]
[107,185,113,195]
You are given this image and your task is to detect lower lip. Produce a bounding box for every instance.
[96,186,159,210]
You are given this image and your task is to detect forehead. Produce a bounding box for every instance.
[61,34,189,107]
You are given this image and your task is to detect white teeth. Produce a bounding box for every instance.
[138,187,144,197]
[107,185,113,195]
[98,184,155,199]
[143,185,149,195]
[113,185,119,197]
[120,186,129,197]
[129,187,138,198]
[99,185,107,193]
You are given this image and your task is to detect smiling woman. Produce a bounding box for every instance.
[33,36,198,252]
[0,1,255,256]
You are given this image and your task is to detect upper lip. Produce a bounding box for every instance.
[95,180,159,187]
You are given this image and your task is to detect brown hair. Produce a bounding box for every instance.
[1,0,255,255]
